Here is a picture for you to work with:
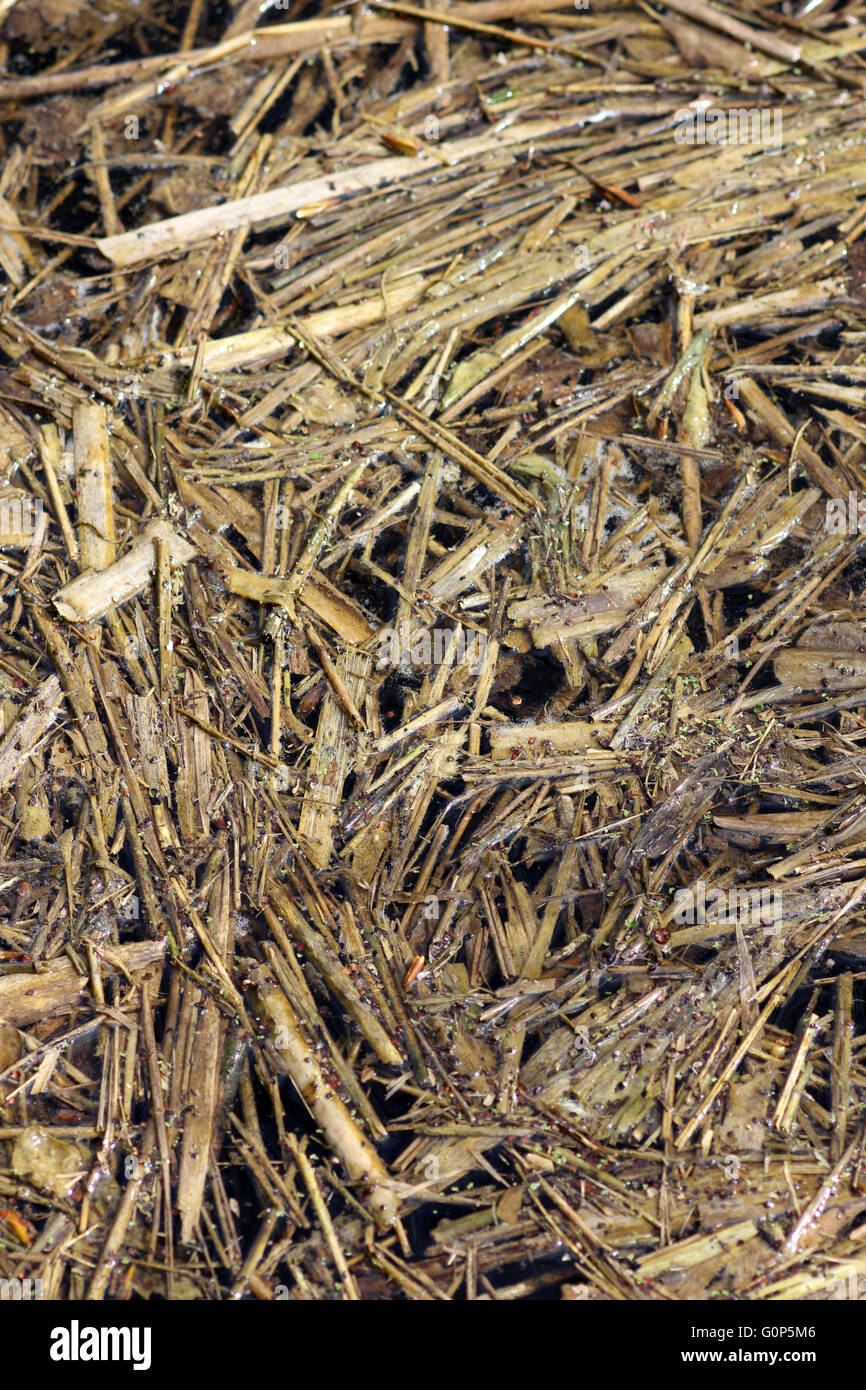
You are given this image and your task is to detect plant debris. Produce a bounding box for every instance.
[0,0,865,1304]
